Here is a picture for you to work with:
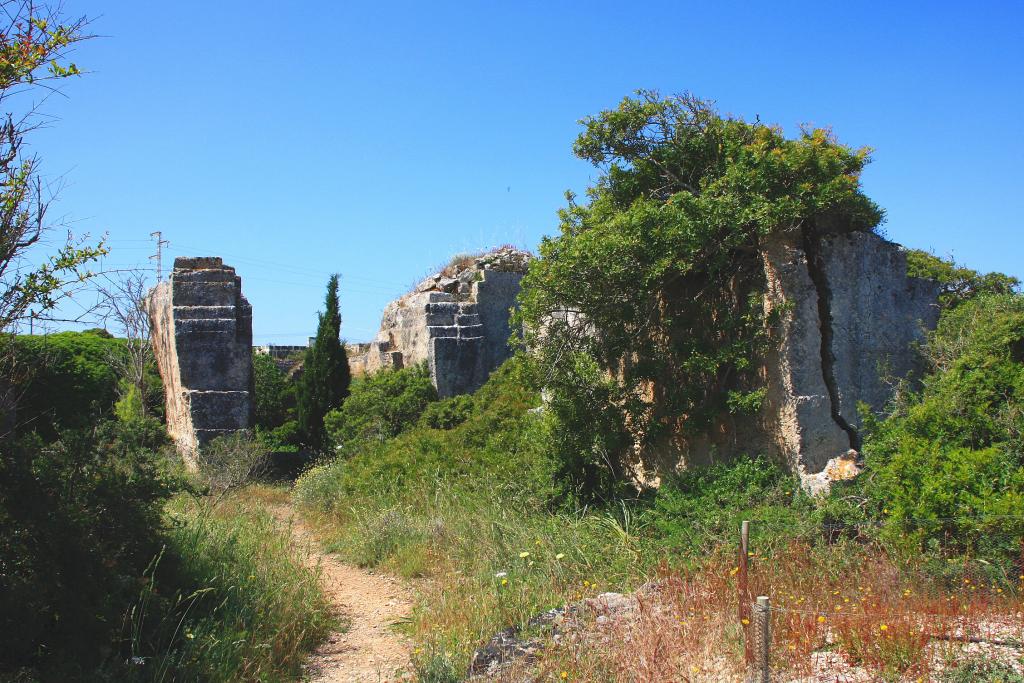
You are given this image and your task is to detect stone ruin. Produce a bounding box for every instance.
[146,257,253,469]
[141,239,936,492]
[348,247,531,397]
[637,230,940,492]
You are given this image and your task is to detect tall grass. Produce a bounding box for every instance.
[119,489,334,682]
[297,466,655,673]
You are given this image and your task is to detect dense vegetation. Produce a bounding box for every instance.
[0,331,333,681]
[829,292,1024,565]
[252,352,302,451]
[7,331,164,438]
[517,91,882,497]
[324,363,437,455]
[0,418,176,673]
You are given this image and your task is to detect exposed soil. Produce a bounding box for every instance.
[270,504,413,683]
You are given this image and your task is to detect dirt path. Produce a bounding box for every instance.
[270,504,414,683]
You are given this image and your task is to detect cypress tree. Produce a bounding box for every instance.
[297,274,351,452]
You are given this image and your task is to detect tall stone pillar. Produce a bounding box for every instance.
[146,257,253,469]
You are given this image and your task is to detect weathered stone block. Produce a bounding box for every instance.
[348,247,531,397]
[431,336,486,398]
[146,257,253,469]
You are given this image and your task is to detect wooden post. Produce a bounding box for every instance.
[755,595,771,683]
[740,520,751,662]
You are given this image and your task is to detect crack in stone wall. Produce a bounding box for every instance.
[801,225,861,452]
[638,231,939,493]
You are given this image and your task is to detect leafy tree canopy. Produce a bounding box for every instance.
[905,249,1019,308]
[252,352,293,430]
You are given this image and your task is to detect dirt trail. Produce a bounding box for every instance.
[270,504,413,683]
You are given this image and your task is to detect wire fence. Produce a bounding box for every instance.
[734,516,1024,681]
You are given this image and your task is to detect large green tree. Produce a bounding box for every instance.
[517,91,882,495]
[297,274,351,452]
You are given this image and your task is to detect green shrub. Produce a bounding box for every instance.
[5,332,165,441]
[9,332,124,439]
[649,456,808,557]
[0,422,182,675]
[258,418,302,453]
[324,363,437,454]
[418,394,474,430]
[298,356,557,508]
[856,293,1024,562]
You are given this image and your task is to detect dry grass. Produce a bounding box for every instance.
[532,542,1024,682]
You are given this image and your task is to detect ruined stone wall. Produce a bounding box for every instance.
[349,248,530,397]
[147,257,253,468]
[640,231,939,492]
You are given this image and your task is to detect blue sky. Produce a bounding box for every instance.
[31,0,1024,343]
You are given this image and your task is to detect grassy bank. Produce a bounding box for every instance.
[119,486,334,682]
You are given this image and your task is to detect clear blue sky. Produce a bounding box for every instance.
[32,0,1024,343]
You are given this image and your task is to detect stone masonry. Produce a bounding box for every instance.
[146,257,253,468]
[348,248,531,397]
[636,231,940,493]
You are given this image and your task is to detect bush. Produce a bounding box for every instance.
[417,394,474,430]
[196,431,270,493]
[258,418,302,453]
[649,456,808,557]
[9,332,124,439]
[0,422,182,675]
[298,356,557,508]
[855,293,1024,562]
[5,331,166,441]
[324,363,437,453]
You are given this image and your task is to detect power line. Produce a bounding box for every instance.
[150,231,169,281]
